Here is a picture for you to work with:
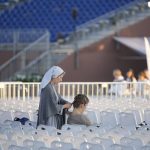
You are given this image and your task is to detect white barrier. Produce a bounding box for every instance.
[0,81,150,100]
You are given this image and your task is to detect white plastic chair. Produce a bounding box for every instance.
[0,111,13,123]
[25,120,37,128]
[29,111,38,122]
[0,133,8,140]
[110,144,134,150]
[91,137,114,150]
[41,135,60,147]
[61,124,85,135]
[120,137,143,150]
[3,120,14,125]
[13,111,30,120]
[38,147,53,150]
[85,110,98,124]
[105,109,120,125]
[0,139,17,150]
[11,133,34,146]
[51,129,73,137]
[144,109,150,125]
[8,145,31,150]
[87,125,106,135]
[142,145,150,150]
[0,125,14,139]
[125,109,142,126]
[119,112,136,131]
[23,139,45,150]
[72,136,87,149]
[37,124,57,135]
[80,142,103,150]
[10,121,23,134]
[100,111,117,130]
[51,141,73,150]
[22,124,35,134]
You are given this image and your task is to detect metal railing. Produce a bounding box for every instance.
[0,30,50,81]
[0,29,49,51]
[0,82,150,101]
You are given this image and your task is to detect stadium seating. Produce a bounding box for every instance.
[0,0,140,42]
[0,97,150,149]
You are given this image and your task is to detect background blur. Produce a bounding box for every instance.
[0,0,149,82]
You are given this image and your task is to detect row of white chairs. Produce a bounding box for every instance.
[1,98,150,112]
[0,118,150,149]
[0,109,38,123]
[0,108,150,132]
[1,133,150,150]
[85,109,150,130]
[0,107,150,132]
[0,97,150,150]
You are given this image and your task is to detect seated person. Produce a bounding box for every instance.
[67,94,91,126]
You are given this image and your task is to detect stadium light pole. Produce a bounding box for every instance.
[71,7,79,69]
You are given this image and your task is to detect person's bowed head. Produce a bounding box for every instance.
[67,94,91,126]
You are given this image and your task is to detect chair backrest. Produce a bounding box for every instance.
[61,124,85,135]
[120,137,143,150]
[0,139,17,150]
[51,141,73,150]
[80,142,103,150]
[38,147,55,150]
[125,109,142,125]
[8,145,31,150]
[11,133,34,146]
[87,125,106,135]
[37,124,57,135]
[110,144,134,150]
[142,145,150,150]
[41,135,60,147]
[119,112,136,131]
[13,111,30,120]
[100,111,117,130]
[105,109,120,124]
[144,109,150,125]
[91,137,114,150]
[0,111,13,123]
[23,139,45,150]
[25,120,37,128]
[86,110,98,124]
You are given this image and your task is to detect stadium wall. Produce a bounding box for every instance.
[58,17,150,82]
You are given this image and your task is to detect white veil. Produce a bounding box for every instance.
[40,66,64,94]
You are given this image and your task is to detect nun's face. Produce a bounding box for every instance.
[51,74,64,84]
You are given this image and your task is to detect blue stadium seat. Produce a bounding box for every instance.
[0,0,140,42]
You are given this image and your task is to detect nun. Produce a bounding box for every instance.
[37,66,71,129]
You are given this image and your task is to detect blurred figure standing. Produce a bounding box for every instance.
[109,69,126,96]
[143,69,150,81]
[125,69,137,96]
[137,71,150,98]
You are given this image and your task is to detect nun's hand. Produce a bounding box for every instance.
[63,103,72,109]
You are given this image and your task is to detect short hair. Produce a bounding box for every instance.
[138,71,145,78]
[72,94,89,108]
[113,69,122,77]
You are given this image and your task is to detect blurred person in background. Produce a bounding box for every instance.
[137,71,150,98]
[109,69,126,96]
[37,66,71,129]
[138,71,146,82]
[67,94,91,126]
[126,69,137,82]
[113,69,125,82]
[125,69,137,96]
[143,69,150,80]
